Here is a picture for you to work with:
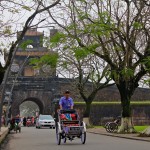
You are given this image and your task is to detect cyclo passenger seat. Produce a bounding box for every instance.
[59,109,79,124]
[59,109,77,114]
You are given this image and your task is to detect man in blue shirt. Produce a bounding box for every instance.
[59,90,74,110]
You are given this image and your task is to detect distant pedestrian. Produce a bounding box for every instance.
[31,117,35,125]
[23,117,27,126]
[1,116,5,126]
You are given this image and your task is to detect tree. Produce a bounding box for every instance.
[0,0,61,85]
[30,39,114,125]
[54,43,114,125]
[0,0,61,129]
[47,0,150,133]
[20,101,39,117]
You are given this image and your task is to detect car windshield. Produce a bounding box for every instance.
[39,115,53,120]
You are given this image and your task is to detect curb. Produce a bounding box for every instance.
[0,128,9,144]
[87,131,150,142]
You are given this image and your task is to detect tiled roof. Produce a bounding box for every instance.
[25,30,43,36]
[17,29,43,37]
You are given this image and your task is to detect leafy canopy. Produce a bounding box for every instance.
[30,53,58,69]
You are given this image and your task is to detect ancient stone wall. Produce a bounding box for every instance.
[4,77,150,118]
[75,104,150,126]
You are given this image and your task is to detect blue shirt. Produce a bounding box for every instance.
[59,96,74,110]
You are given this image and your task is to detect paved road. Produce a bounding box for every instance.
[1,127,150,150]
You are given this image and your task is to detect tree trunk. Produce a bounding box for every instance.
[117,83,136,133]
[118,117,136,133]
[83,102,92,126]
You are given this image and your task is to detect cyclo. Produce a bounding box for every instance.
[55,109,86,145]
[8,117,21,133]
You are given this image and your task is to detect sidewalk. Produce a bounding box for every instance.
[87,128,150,142]
[0,127,8,144]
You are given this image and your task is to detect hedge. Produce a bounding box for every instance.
[74,101,150,105]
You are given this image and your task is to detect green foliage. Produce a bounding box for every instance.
[43,36,50,48]
[111,68,134,82]
[50,32,66,47]
[88,44,99,52]
[61,61,68,69]
[30,53,59,68]
[78,11,89,20]
[22,6,31,11]
[84,23,109,36]
[19,40,33,50]
[20,101,39,117]
[98,11,111,24]
[114,46,123,51]
[133,22,143,29]
[3,26,12,35]
[144,79,150,85]
[67,23,77,30]
[74,47,90,60]
[29,58,40,69]
[8,8,19,13]
[111,70,120,81]
[83,12,114,36]
[121,68,134,80]
[41,54,58,67]
[143,56,150,70]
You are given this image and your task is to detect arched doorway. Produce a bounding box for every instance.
[20,101,39,117]
[19,97,44,117]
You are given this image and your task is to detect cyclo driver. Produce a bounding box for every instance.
[59,90,74,110]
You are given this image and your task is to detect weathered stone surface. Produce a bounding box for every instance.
[3,76,150,119]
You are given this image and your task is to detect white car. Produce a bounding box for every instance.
[36,115,55,129]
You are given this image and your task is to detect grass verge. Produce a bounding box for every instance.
[93,126,148,132]
[134,126,148,132]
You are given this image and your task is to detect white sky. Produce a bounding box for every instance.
[0,0,59,65]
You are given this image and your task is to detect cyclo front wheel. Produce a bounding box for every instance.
[56,124,61,145]
[81,132,86,144]
[56,132,61,145]
[63,137,67,143]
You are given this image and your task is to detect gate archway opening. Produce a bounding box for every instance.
[19,97,44,117]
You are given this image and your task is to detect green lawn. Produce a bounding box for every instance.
[94,126,148,132]
[134,126,148,132]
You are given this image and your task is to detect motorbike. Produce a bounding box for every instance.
[8,120,21,133]
[26,119,32,127]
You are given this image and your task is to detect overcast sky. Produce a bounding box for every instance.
[0,0,59,65]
